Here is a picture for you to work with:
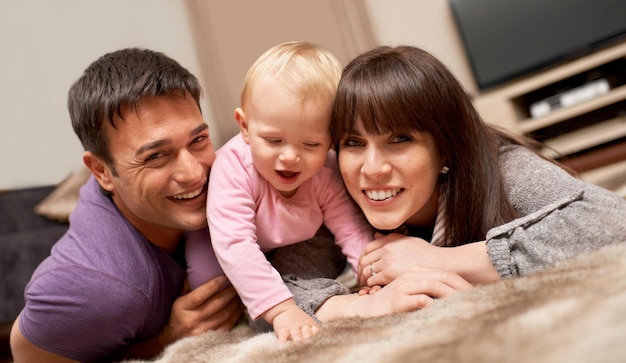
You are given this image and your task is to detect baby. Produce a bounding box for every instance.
[186,41,372,342]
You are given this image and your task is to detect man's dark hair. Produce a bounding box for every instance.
[68,47,202,169]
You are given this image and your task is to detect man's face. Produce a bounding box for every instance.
[99,93,215,247]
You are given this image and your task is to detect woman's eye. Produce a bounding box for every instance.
[342,137,364,147]
[391,134,412,143]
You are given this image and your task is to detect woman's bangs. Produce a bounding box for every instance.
[333,52,426,141]
[352,74,405,135]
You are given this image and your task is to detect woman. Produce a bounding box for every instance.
[314,45,626,321]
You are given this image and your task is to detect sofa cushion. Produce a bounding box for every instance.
[34,167,91,223]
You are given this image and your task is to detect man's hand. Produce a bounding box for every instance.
[120,275,243,360]
[161,275,243,345]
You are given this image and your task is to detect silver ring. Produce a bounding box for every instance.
[369,263,377,276]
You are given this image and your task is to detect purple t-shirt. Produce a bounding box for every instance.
[19,177,186,362]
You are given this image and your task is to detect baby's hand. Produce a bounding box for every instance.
[273,306,320,342]
[263,299,320,342]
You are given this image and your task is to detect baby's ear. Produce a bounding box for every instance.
[234,108,250,143]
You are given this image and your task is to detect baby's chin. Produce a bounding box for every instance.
[274,185,300,198]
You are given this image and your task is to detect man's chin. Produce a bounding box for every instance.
[186,222,209,232]
[175,215,208,232]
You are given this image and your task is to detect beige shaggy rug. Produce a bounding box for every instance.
[124,243,626,363]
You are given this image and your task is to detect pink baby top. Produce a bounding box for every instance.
[204,134,372,320]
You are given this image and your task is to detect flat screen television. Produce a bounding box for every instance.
[449,0,626,92]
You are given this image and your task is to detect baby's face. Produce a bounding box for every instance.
[242,82,332,197]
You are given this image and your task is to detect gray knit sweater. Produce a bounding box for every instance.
[487,144,626,277]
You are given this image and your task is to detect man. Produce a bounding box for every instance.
[10,48,243,362]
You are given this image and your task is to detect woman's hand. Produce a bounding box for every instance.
[358,232,445,287]
[358,233,500,286]
[317,266,471,321]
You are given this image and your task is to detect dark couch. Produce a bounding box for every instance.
[0,170,87,360]
[0,186,68,324]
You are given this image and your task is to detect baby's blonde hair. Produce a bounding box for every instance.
[240,41,342,109]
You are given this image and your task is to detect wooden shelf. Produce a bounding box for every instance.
[473,40,626,194]
[559,139,626,173]
[580,159,626,198]
[541,114,626,158]
[519,84,626,133]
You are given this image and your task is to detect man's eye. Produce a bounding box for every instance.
[192,135,207,144]
[145,153,162,162]
[190,135,210,150]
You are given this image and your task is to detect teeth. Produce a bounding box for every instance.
[173,187,203,200]
[366,189,401,201]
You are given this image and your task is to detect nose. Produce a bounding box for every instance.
[360,146,391,178]
[173,149,204,183]
[278,145,300,164]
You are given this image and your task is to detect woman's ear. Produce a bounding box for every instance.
[83,151,115,193]
[234,108,250,144]
[438,155,450,174]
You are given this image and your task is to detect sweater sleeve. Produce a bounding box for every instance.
[486,144,626,278]
[207,139,292,320]
[272,226,352,321]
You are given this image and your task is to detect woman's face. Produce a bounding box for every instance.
[337,120,442,230]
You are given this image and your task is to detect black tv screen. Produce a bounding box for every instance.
[449,0,626,91]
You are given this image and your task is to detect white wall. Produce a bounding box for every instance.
[1,0,472,190]
[0,0,214,189]
[363,0,476,94]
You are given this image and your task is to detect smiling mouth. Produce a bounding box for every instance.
[172,187,204,200]
[365,188,402,201]
[277,170,300,179]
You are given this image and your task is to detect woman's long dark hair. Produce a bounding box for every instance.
[332,46,520,247]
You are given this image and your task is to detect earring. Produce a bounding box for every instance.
[440,166,450,174]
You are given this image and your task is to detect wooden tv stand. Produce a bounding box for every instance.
[473,40,626,197]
